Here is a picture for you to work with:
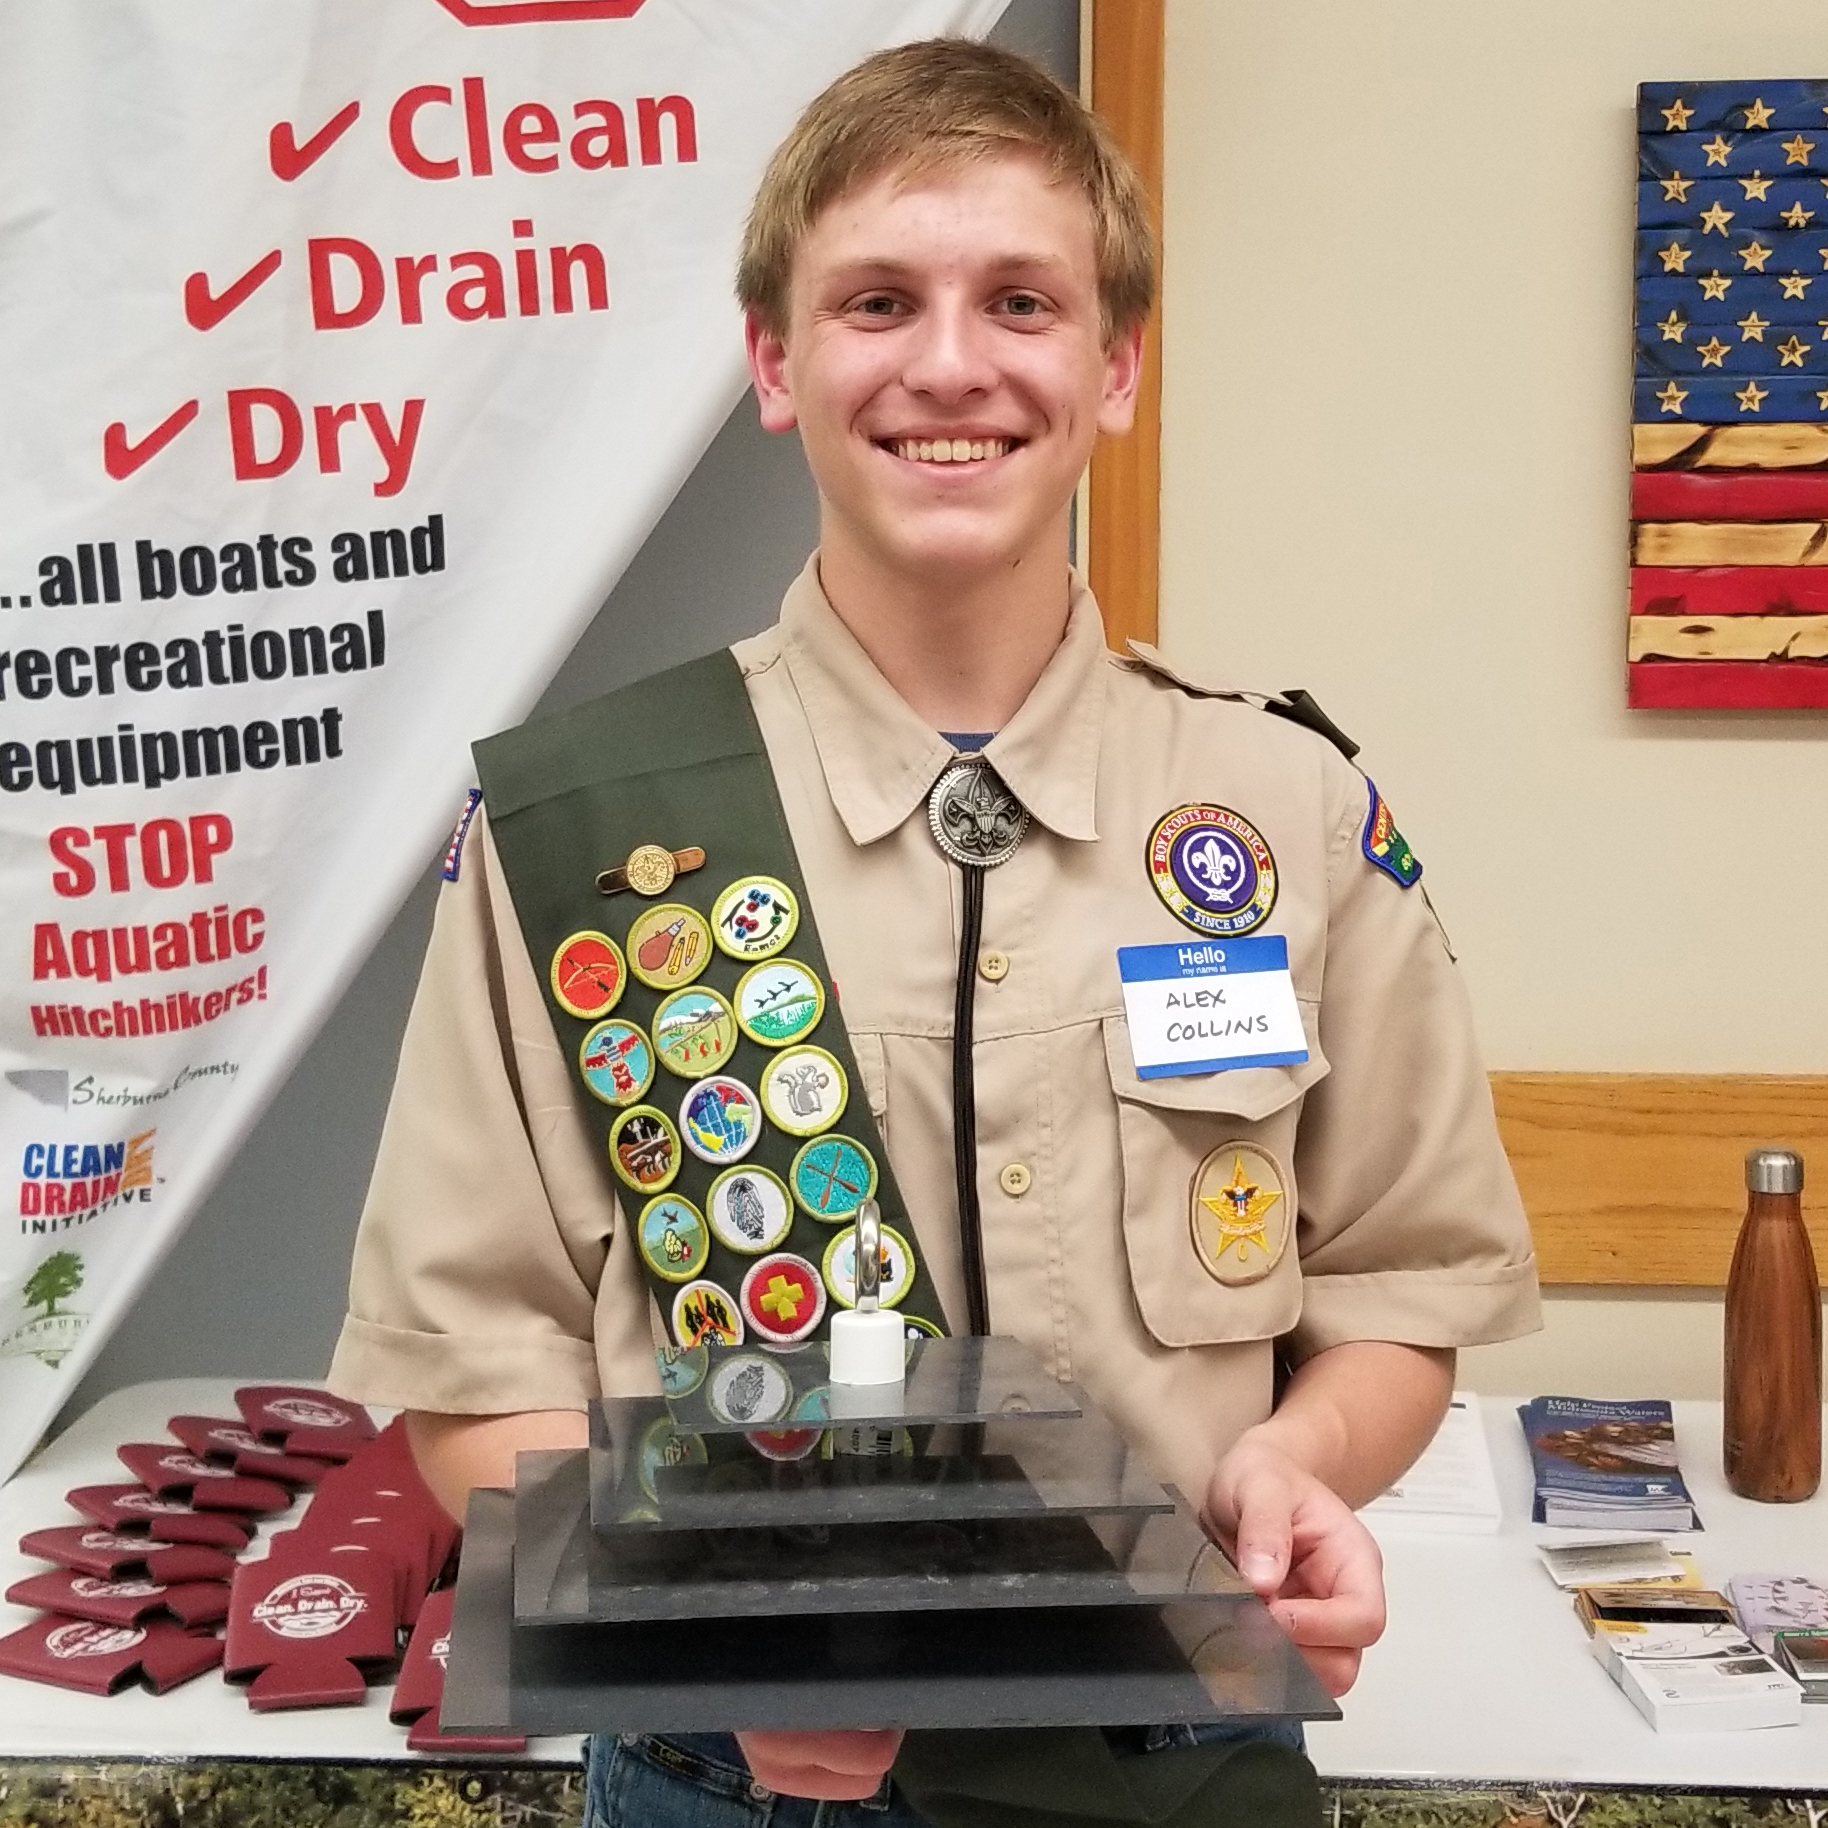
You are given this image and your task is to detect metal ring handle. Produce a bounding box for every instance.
[855,1198,882,1311]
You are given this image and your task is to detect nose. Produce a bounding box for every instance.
[899,289,999,403]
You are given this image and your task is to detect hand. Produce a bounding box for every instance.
[735,1729,905,1801]
[1202,1434,1386,1696]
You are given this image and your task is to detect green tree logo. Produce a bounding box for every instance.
[23,1251,83,1319]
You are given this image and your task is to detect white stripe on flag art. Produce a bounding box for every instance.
[0,0,1006,1481]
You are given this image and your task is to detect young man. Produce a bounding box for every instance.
[330,38,1540,1826]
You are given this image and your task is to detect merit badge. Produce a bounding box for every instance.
[579,1020,654,1107]
[747,1426,822,1463]
[706,1165,793,1255]
[671,1279,744,1349]
[1189,1142,1291,1287]
[706,1352,793,1426]
[636,1413,707,1503]
[1362,780,1422,888]
[760,1045,848,1137]
[1147,805,1278,937]
[735,959,825,1047]
[654,1342,708,1397]
[823,1221,914,1310]
[711,876,799,960]
[902,1315,944,1341]
[679,1075,761,1165]
[639,1194,710,1284]
[627,902,712,990]
[741,1252,827,1346]
[608,1106,680,1194]
[551,931,627,1019]
[652,987,738,1079]
[927,757,1030,868]
[790,1135,878,1222]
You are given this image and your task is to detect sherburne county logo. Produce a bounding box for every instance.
[1,1249,88,1367]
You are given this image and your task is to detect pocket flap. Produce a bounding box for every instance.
[1102,1009,1329,1120]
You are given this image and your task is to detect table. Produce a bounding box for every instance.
[0,1380,1823,1828]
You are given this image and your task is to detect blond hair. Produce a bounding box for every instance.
[737,38,1155,344]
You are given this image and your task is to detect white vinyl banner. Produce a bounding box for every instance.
[0,0,1006,1480]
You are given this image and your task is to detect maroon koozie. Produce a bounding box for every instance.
[235,1386,376,1462]
[0,1613,223,1695]
[224,1534,398,1710]
[406,1701,528,1755]
[7,1568,230,1628]
[166,1416,334,1487]
[19,1525,235,1584]
[117,1444,292,1514]
[393,1591,524,1750]
[66,1483,253,1549]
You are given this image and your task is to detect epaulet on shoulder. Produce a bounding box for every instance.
[1121,641,1361,762]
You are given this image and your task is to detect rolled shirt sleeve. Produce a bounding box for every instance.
[328,803,661,1414]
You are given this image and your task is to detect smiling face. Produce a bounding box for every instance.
[747,150,1143,596]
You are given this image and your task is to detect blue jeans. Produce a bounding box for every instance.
[583,1723,1307,1828]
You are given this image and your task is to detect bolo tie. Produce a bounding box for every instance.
[924,755,1030,1336]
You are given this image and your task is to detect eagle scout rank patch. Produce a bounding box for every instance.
[1148,806,1278,937]
[551,932,626,1019]
[1189,1143,1290,1287]
[1361,780,1422,888]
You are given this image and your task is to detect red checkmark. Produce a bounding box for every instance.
[184,250,283,331]
[103,400,201,481]
[269,100,360,181]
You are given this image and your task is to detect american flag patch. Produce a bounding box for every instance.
[1632,81,1828,708]
[441,787,482,882]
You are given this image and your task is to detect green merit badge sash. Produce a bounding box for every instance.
[474,650,949,1352]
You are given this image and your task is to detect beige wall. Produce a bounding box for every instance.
[1159,1,1828,1398]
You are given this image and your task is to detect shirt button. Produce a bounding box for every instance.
[978,950,1010,982]
[999,1162,1033,1198]
[747,1780,774,1802]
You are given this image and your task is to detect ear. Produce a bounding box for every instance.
[1096,319,1147,438]
[746,309,800,434]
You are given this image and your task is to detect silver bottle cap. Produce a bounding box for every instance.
[1745,1148,1804,1195]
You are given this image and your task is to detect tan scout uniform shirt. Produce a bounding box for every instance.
[330,561,1540,1505]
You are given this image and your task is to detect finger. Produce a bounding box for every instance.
[1269,1584,1386,1652]
[735,1730,903,1800]
[1230,1484,1296,1596]
[1293,1642,1363,1698]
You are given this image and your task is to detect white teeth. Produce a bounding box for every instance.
[888,438,1012,463]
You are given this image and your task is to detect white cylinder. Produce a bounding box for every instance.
[828,1307,904,1387]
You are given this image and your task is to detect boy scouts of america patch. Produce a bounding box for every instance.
[440,788,482,883]
[1189,1142,1290,1286]
[1361,780,1422,888]
[1147,805,1277,936]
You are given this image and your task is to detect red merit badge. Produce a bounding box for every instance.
[391,1585,528,1753]
[225,1536,399,1709]
[235,1386,378,1461]
[167,1416,332,1486]
[65,1483,254,1550]
[19,1525,236,1585]
[550,931,627,1019]
[0,1614,223,1696]
[116,1445,293,1514]
[6,1568,230,1629]
[740,1252,827,1346]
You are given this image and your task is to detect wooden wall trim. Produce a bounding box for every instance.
[1086,0,1164,654]
[1492,1072,1828,1287]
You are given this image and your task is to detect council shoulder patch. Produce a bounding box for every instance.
[1189,1142,1291,1287]
[1361,779,1422,888]
[1147,805,1277,937]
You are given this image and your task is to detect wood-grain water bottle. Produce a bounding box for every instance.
[1723,1148,1822,1502]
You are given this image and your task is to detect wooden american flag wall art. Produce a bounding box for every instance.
[1634,80,1828,709]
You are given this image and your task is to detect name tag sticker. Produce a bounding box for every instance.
[1117,936,1309,1080]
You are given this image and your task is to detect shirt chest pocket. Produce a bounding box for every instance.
[1103,1012,1327,1349]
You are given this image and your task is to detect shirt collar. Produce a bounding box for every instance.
[778,557,1107,847]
